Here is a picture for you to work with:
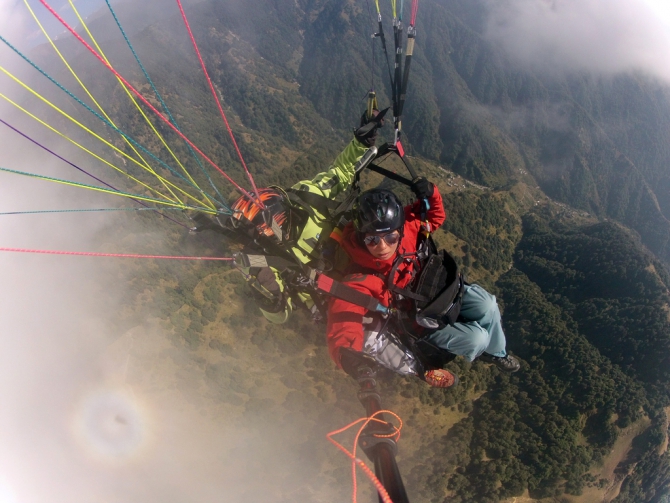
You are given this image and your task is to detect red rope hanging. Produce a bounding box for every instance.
[175,0,263,207]
[326,410,403,503]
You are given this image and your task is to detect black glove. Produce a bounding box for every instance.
[411,176,434,200]
[339,347,378,378]
[354,107,389,147]
[191,212,216,232]
[248,267,287,313]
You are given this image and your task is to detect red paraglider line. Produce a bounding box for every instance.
[0,247,234,261]
[410,0,419,25]
[37,0,261,208]
[175,0,262,204]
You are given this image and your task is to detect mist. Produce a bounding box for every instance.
[483,0,670,82]
[0,1,343,502]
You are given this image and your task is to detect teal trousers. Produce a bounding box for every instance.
[423,284,508,362]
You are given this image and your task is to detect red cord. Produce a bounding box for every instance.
[38,0,259,207]
[175,0,263,208]
[410,0,419,26]
[327,410,403,503]
[0,247,234,261]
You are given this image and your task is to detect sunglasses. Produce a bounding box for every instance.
[363,231,400,247]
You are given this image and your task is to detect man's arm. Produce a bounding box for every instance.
[406,184,446,230]
[292,138,370,200]
[292,108,385,200]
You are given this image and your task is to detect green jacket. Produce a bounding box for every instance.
[252,138,370,323]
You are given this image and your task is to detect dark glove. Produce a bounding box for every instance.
[354,107,389,147]
[248,267,286,313]
[191,212,216,232]
[339,347,378,378]
[411,176,434,200]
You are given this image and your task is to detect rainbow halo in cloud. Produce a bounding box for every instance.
[73,388,149,462]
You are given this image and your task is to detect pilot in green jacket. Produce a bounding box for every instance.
[196,112,384,323]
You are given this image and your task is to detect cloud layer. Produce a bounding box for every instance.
[484,0,670,81]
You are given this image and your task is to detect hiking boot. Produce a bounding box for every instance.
[479,353,520,373]
[423,369,459,388]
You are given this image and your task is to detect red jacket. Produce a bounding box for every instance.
[326,188,446,365]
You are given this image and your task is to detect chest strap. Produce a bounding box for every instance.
[316,274,389,315]
[234,252,390,315]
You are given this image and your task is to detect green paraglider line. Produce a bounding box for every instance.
[0,165,213,212]
[0,117,197,227]
[103,0,231,210]
[0,34,229,212]
[37,0,261,209]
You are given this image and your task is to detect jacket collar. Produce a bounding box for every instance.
[341,224,414,273]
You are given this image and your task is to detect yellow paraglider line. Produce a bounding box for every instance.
[0,66,215,210]
[65,0,216,210]
[22,0,185,206]
[0,165,215,213]
[0,91,183,205]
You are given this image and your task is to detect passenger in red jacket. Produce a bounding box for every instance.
[326,179,520,388]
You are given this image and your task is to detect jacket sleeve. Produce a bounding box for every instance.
[326,274,386,366]
[291,138,370,200]
[407,184,446,230]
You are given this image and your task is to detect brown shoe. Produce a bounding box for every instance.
[423,369,459,388]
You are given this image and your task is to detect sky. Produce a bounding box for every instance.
[1,0,101,47]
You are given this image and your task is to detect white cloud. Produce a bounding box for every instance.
[0,0,29,43]
[483,0,670,81]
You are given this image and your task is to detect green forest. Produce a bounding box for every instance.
[7,0,670,501]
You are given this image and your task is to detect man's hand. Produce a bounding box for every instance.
[190,212,217,232]
[354,107,389,147]
[411,176,434,200]
[248,267,287,313]
[339,347,378,377]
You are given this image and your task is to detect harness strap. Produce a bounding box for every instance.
[389,284,430,302]
[367,163,413,186]
[385,251,431,302]
[316,274,389,314]
[288,189,340,217]
[235,252,389,314]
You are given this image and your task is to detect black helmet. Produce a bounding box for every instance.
[353,189,405,234]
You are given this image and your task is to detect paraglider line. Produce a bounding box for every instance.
[175,0,262,207]
[326,410,402,503]
[23,0,188,208]
[0,247,234,261]
[0,207,185,216]
[0,165,212,213]
[65,0,218,210]
[0,39,221,209]
[38,0,261,208]
[0,117,192,228]
[410,0,418,25]
[103,0,230,210]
